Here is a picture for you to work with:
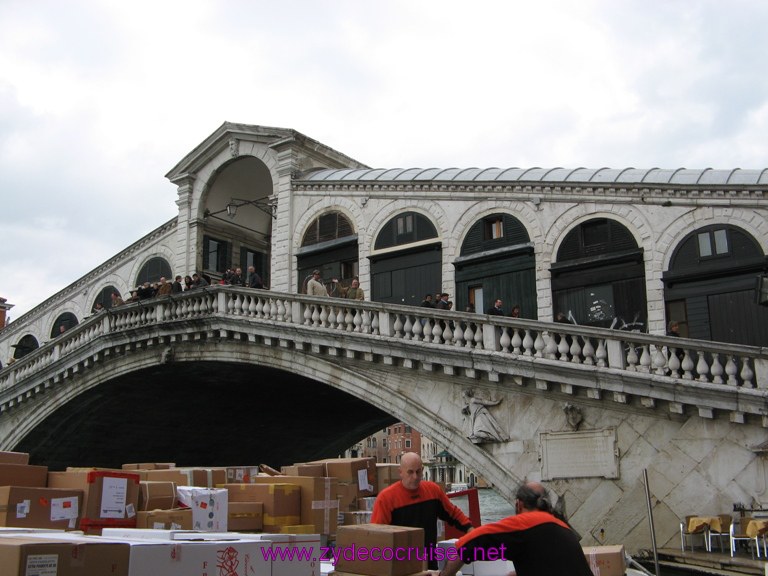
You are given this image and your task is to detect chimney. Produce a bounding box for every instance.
[0,297,13,328]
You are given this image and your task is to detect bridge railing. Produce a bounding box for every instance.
[1,286,766,397]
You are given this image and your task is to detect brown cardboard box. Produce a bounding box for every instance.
[48,469,140,528]
[121,462,175,470]
[0,487,82,530]
[175,467,227,487]
[0,451,30,465]
[337,482,359,512]
[138,481,177,511]
[223,483,300,532]
[310,457,377,497]
[281,463,325,477]
[342,511,372,525]
[136,508,193,529]
[335,523,425,576]
[228,502,263,531]
[0,464,48,487]
[280,524,316,534]
[0,535,130,576]
[376,463,400,490]
[583,545,626,576]
[136,469,188,484]
[358,497,376,511]
[252,475,339,535]
[226,465,260,483]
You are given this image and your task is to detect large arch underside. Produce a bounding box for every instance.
[15,361,396,470]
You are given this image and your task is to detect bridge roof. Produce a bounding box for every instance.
[297,167,768,186]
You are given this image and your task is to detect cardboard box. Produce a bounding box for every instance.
[376,463,400,490]
[358,497,376,511]
[177,532,320,576]
[229,502,263,531]
[48,469,140,528]
[0,451,30,465]
[0,487,82,530]
[20,531,270,576]
[122,463,175,470]
[176,486,228,532]
[226,466,261,483]
[336,524,425,576]
[138,481,177,511]
[342,511,372,525]
[282,463,326,477]
[583,545,625,576]
[137,469,188,484]
[252,475,339,535]
[310,458,377,496]
[136,508,193,530]
[175,467,227,487]
[0,464,48,487]
[224,482,301,532]
[0,535,130,576]
[337,482,359,512]
[280,524,316,534]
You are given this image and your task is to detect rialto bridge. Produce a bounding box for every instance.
[1,122,768,553]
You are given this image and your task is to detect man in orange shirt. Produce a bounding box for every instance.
[372,452,473,569]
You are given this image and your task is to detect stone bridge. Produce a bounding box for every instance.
[1,285,767,552]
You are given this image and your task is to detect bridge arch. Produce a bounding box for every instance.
[133,254,173,287]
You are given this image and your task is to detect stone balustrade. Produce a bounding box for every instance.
[0,285,766,421]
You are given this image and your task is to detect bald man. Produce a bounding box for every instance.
[436,481,592,576]
[372,452,473,569]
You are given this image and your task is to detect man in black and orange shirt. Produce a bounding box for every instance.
[372,452,473,569]
[436,482,593,576]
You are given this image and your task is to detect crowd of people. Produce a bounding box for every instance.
[98,266,266,312]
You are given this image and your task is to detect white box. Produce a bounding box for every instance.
[437,538,515,576]
[18,530,273,576]
[176,486,228,532]
[175,532,320,576]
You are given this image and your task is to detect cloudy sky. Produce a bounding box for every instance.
[1,0,767,320]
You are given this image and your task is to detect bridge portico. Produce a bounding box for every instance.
[1,285,766,553]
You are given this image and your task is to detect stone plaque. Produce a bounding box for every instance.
[540,428,618,480]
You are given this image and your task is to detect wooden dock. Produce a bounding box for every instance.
[635,547,767,575]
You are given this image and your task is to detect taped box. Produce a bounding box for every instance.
[583,545,625,576]
[176,486,228,532]
[335,523,425,576]
[223,483,300,533]
[0,487,82,531]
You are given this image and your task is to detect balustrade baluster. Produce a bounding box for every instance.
[569,336,582,364]
[393,314,403,337]
[651,345,666,375]
[544,332,558,359]
[710,354,724,384]
[371,311,380,335]
[412,317,424,341]
[681,351,695,379]
[595,339,607,367]
[421,319,432,342]
[740,357,755,388]
[534,332,546,358]
[432,320,443,344]
[499,327,511,353]
[353,309,363,332]
[344,308,354,331]
[511,329,523,355]
[557,333,570,361]
[696,353,710,383]
[667,348,681,377]
[442,322,453,344]
[473,324,483,349]
[626,343,639,371]
[522,330,534,356]
[311,305,321,326]
[453,323,464,347]
[403,315,414,340]
[463,323,474,348]
[582,337,595,365]
[725,356,738,386]
[637,345,651,372]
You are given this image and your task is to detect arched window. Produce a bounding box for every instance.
[92,285,120,311]
[374,211,438,250]
[301,211,354,247]
[13,335,39,360]
[50,312,78,339]
[135,257,172,287]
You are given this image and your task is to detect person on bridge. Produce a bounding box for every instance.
[306,270,329,296]
[372,452,473,569]
[435,481,592,576]
[247,266,264,289]
[340,278,364,300]
[486,299,504,315]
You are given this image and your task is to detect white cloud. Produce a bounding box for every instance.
[1,0,767,317]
